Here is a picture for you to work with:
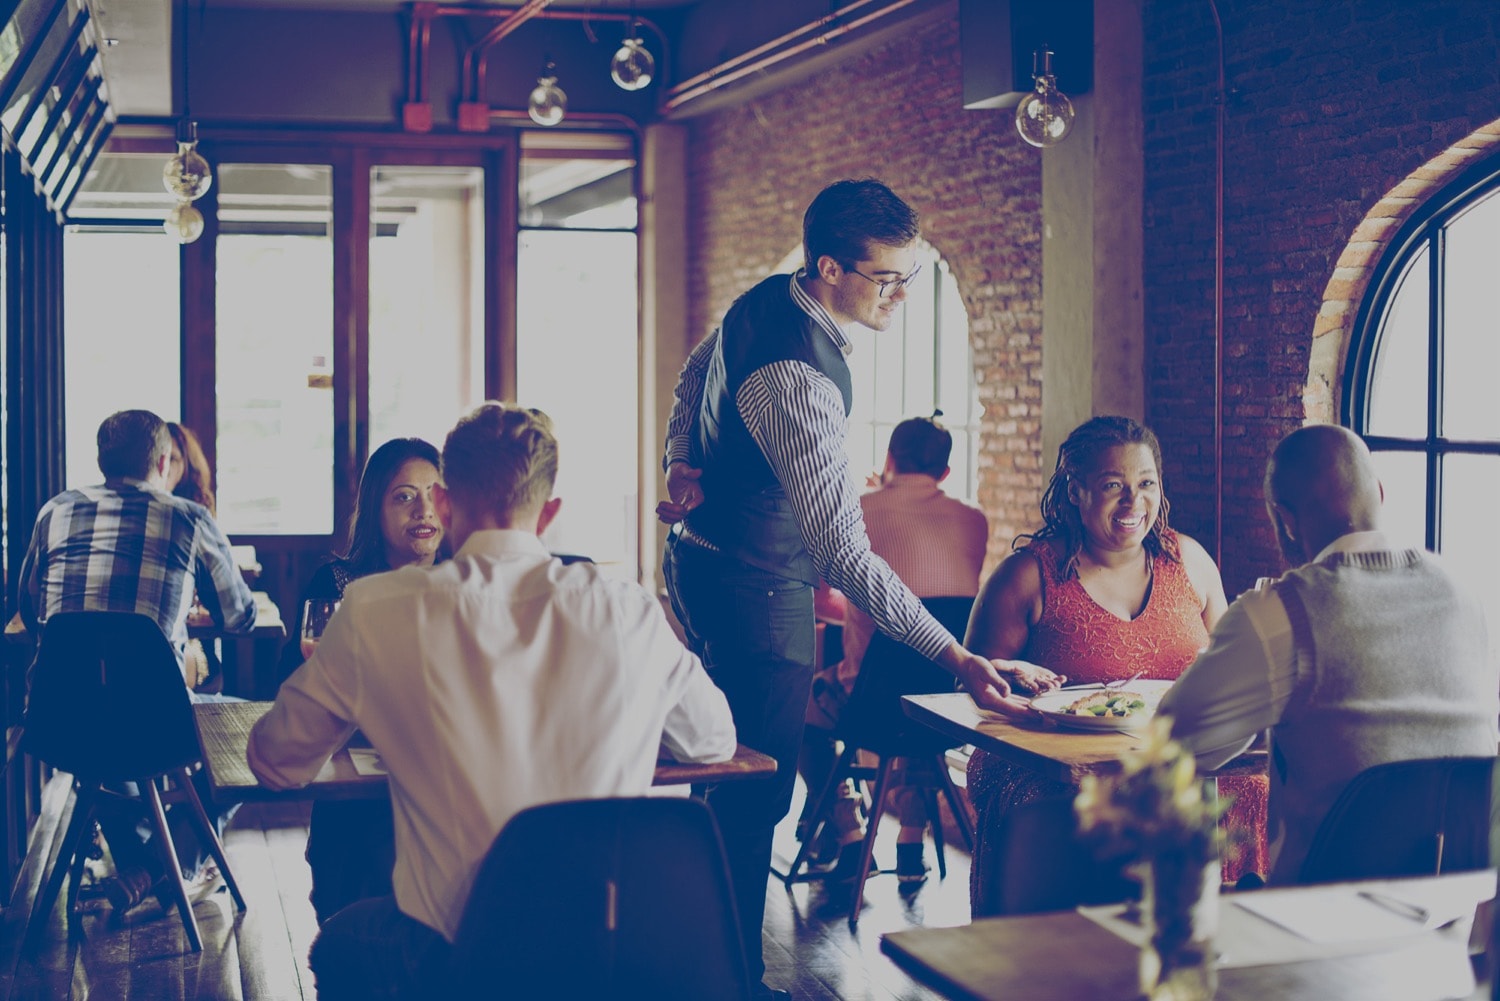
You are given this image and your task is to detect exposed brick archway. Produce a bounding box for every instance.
[1305,118,1500,423]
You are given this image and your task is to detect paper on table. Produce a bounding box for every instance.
[348,748,388,776]
[1232,889,1441,943]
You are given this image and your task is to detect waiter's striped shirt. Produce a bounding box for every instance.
[664,272,953,661]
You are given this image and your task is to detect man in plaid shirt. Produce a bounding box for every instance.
[19,409,256,912]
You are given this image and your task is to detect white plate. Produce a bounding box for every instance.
[1029,679,1175,732]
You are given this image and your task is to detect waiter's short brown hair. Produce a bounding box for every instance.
[442,403,558,520]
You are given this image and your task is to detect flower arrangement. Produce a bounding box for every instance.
[1074,715,1225,1001]
[1074,715,1225,866]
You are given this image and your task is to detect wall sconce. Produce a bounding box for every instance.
[527,57,567,126]
[1014,48,1075,148]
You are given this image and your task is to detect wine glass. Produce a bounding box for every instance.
[301,599,340,659]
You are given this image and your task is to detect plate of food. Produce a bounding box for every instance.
[1029,678,1174,732]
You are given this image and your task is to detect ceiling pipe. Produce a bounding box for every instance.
[462,0,555,103]
[486,108,640,134]
[659,0,923,115]
[665,0,885,99]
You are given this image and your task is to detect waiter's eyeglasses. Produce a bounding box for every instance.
[846,264,922,298]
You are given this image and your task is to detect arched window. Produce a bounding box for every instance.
[1344,154,1500,632]
[776,242,981,501]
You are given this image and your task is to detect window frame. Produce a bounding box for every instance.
[1342,151,1500,552]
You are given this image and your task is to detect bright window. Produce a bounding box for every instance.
[515,144,639,576]
[1346,160,1500,635]
[214,162,334,535]
[776,242,981,501]
[368,165,486,449]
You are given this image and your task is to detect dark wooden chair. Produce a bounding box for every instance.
[1298,755,1498,885]
[21,611,245,950]
[974,794,1139,918]
[780,595,978,930]
[448,796,754,1000]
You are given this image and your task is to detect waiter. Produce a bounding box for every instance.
[659,178,1060,1000]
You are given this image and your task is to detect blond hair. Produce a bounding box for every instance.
[441,403,558,521]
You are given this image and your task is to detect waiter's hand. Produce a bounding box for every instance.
[657,462,704,525]
[939,642,1039,718]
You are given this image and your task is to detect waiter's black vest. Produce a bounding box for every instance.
[686,275,852,584]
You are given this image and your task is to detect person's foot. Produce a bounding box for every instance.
[828,841,872,884]
[895,842,929,886]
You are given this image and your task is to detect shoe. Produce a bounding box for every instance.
[153,862,227,910]
[895,843,930,885]
[101,865,157,914]
[185,862,226,905]
[828,841,872,884]
[752,985,792,1001]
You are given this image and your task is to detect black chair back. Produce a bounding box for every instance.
[837,595,975,757]
[978,794,1139,918]
[1298,755,1497,885]
[22,611,201,782]
[448,796,754,1001]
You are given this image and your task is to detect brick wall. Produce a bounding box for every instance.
[1144,0,1500,593]
[685,13,1044,563]
[684,0,1500,595]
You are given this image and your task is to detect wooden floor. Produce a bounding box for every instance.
[0,775,970,1000]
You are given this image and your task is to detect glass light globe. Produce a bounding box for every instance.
[164,201,205,244]
[1015,86,1076,148]
[163,141,213,201]
[610,36,654,91]
[527,73,567,127]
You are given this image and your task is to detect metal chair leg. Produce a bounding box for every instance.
[142,777,202,952]
[848,755,895,932]
[27,780,97,944]
[936,756,976,852]
[176,767,245,911]
[779,743,859,886]
[923,781,948,880]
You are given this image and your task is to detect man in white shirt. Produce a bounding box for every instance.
[1159,424,1496,883]
[248,403,737,1001]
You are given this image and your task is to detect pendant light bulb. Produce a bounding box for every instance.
[527,59,567,126]
[165,200,205,244]
[163,121,213,201]
[1015,48,1075,148]
[610,32,654,91]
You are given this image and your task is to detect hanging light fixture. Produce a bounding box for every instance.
[164,201,205,244]
[163,2,211,242]
[1015,48,1075,148]
[527,57,567,126]
[163,120,212,201]
[609,2,654,92]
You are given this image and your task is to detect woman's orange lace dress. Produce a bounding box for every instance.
[967,533,1269,915]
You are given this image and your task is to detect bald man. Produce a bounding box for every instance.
[1159,424,1496,884]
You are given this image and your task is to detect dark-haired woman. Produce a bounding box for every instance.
[280,436,444,924]
[964,416,1268,915]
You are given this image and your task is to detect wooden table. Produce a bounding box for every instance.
[902,692,1265,784]
[193,700,777,804]
[882,872,1492,1001]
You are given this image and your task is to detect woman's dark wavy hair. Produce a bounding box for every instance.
[341,437,443,575]
[1014,415,1179,579]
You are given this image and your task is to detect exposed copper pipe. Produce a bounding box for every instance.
[486,108,641,134]
[473,10,670,104]
[463,0,554,102]
[1210,0,1225,567]
[659,0,922,115]
[665,0,886,98]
